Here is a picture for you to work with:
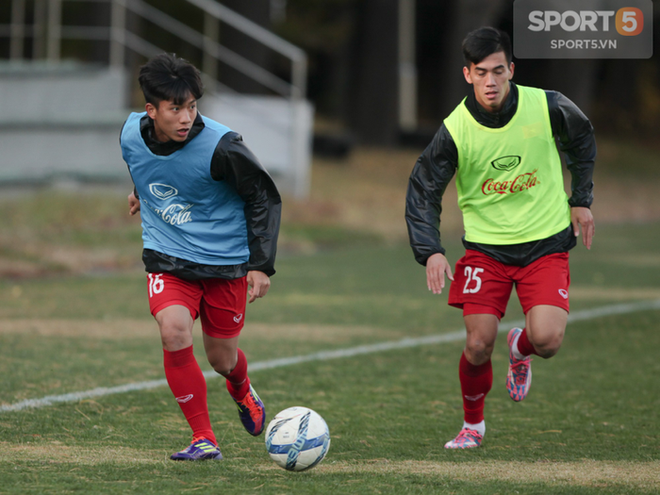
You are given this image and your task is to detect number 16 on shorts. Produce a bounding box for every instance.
[148,273,164,297]
[463,266,484,294]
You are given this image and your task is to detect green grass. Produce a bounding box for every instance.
[0,178,659,494]
[1,217,659,493]
[1,308,658,494]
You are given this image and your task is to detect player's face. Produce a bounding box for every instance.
[146,95,197,142]
[463,51,514,113]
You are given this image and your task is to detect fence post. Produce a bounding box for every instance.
[110,0,126,68]
[398,0,417,131]
[47,0,62,62]
[10,0,26,60]
[33,0,48,59]
[203,12,219,81]
[291,55,306,100]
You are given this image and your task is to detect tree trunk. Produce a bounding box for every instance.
[347,0,399,145]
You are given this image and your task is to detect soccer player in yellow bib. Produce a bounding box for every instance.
[405,27,595,449]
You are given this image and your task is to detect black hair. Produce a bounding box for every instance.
[138,53,204,106]
[462,27,512,67]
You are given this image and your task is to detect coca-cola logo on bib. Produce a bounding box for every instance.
[482,169,540,196]
[155,203,193,226]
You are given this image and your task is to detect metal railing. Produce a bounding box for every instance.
[1,0,307,100]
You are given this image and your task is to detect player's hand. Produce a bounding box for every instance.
[247,270,271,303]
[128,191,141,216]
[571,207,595,250]
[426,253,454,295]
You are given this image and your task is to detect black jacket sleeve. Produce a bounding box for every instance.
[546,91,596,208]
[210,132,282,276]
[405,124,458,266]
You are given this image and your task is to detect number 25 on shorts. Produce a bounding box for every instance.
[463,267,484,294]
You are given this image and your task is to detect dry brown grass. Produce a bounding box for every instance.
[282,144,660,243]
[0,319,411,348]
[1,441,656,491]
[1,144,658,278]
[0,442,164,465]
[283,147,462,242]
[312,459,660,490]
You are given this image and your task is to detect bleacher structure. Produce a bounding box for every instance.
[0,0,312,198]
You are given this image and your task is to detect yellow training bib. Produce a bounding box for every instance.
[444,85,570,244]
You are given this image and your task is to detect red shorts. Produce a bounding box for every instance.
[447,250,570,319]
[147,272,248,339]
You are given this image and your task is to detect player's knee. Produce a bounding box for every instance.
[208,355,237,376]
[465,339,494,364]
[532,331,564,358]
[535,345,560,358]
[211,362,232,376]
[159,322,192,351]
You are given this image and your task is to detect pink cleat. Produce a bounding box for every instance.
[444,428,483,449]
[507,328,532,402]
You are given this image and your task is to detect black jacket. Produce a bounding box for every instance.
[405,82,595,267]
[129,112,282,280]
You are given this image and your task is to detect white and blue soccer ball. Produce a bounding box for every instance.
[265,406,330,471]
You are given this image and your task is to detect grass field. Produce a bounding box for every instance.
[0,142,659,493]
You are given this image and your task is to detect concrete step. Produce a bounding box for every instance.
[0,115,129,184]
[0,62,128,121]
[0,63,313,197]
[0,63,130,184]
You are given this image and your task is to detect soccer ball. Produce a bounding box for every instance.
[265,406,330,471]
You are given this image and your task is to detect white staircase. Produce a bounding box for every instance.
[0,63,129,184]
[202,94,313,198]
[0,0,312,198]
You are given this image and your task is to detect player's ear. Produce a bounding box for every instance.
[463,65,473,84]
[145,102,158,119]
[509,62,515,79]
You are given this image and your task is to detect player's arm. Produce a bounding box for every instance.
[547,91,596,248]
[211,132,282,301]
[405,124,457,293]
[128,187,140,215]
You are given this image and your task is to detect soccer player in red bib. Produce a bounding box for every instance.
[405,27,595,448]
[120,53,281,460]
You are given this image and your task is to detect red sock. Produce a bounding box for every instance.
[516,328,538,357]
[163,346,216,445]
[225,348,250,400]
[459,352,493,424]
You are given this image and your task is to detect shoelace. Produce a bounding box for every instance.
[237,393,263,421]
[237,393,254,409]
[458,428,481,442]
[510,358,532,384]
